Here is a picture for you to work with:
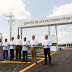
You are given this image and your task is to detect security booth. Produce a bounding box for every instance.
[18,14,72,51]
[49,35,58,51]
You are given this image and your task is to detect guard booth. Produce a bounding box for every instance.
[49,35,58,51]
[18,14,72,51]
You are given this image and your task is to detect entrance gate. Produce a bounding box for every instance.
[18,14,72,51]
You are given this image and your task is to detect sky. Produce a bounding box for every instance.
[0,0,72,44]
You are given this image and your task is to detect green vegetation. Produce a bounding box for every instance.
[58,43,72,46]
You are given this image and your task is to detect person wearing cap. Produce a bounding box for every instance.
[42,34,52,64]
[15,35,22,61]
[0,38,3,60]
[2,39,9,61]
[9,37,15,61]
[30,35,38,63]
[22,37,29,62]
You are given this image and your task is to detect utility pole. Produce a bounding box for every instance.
[8,12,15,41]
[64,29,67,47]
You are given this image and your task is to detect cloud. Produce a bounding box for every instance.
[0,0,31,19]
[48,3,72,17]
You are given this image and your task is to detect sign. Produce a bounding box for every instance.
[18,14,72,28]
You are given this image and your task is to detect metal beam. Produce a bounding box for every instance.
[55,25,57,36]
[21,28,22,39]
[48,26,50,36]
[18,28,19,35]
[18,14,72,29]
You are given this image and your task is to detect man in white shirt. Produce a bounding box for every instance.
[0,38,3,60]
[9,37,15,61]
[2,39,9,61]
[22,37,29,62]
[30,35,38,63]
[15,35,22,61]
[42,34,52,64]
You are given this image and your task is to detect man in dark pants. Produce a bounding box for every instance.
[22,37,29,62]
[9,37,15,61]
[15,35,22,61]
[42,34,52,64]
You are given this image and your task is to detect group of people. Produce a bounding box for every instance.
[0,34,52,64]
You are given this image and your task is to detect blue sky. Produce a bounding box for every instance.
[0,0,72,44]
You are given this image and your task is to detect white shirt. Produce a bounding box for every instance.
[10,40,15,49]
[22,41,29,51]
[42,39,52,48]
[15,38,22,45]
[30,39,38,48]
[0,41,3,48]
[2,42,9,50]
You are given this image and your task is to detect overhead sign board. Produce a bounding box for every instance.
[18,14,72,28]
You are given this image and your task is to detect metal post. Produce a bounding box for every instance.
[18,28,19,35]
[10,22,12,41]
[65,29,67,47]
[21,28,22,39]
[48,26,50,36]
[55,25,57,36]
[55,25,58,47]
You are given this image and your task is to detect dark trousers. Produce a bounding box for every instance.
[16,46,22,60]
[10,49,14,60]
[23,51,27,62]
[3,50,8,60]
[44,48,51,63]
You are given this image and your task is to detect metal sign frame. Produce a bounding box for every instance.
[18,14,72,39]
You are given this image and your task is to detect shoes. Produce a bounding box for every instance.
[19,59,21,61]
[2,59,5,61]
[9,59,12,61]
[6,59,8,60]
[49,62,51,64]
[31,61,34,64]
[43,63,47,64]
[21,60,25,62]
[12,59,14,61]
[16,59,18,61]
[35,62,37,64]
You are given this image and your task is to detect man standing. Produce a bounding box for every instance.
[42,34,52,64]
[9,37,15,61]
[22,37,29,62]
[15,35,22,61]
[2,39,9,61]
[0,38,3,60]
[30,35,38,63]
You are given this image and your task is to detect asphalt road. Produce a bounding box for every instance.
[0,48,72,72]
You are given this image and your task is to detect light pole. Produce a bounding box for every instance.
[64,29,67,47]
[8,12,15,41]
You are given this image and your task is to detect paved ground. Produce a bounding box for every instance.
[0,48,72,72]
